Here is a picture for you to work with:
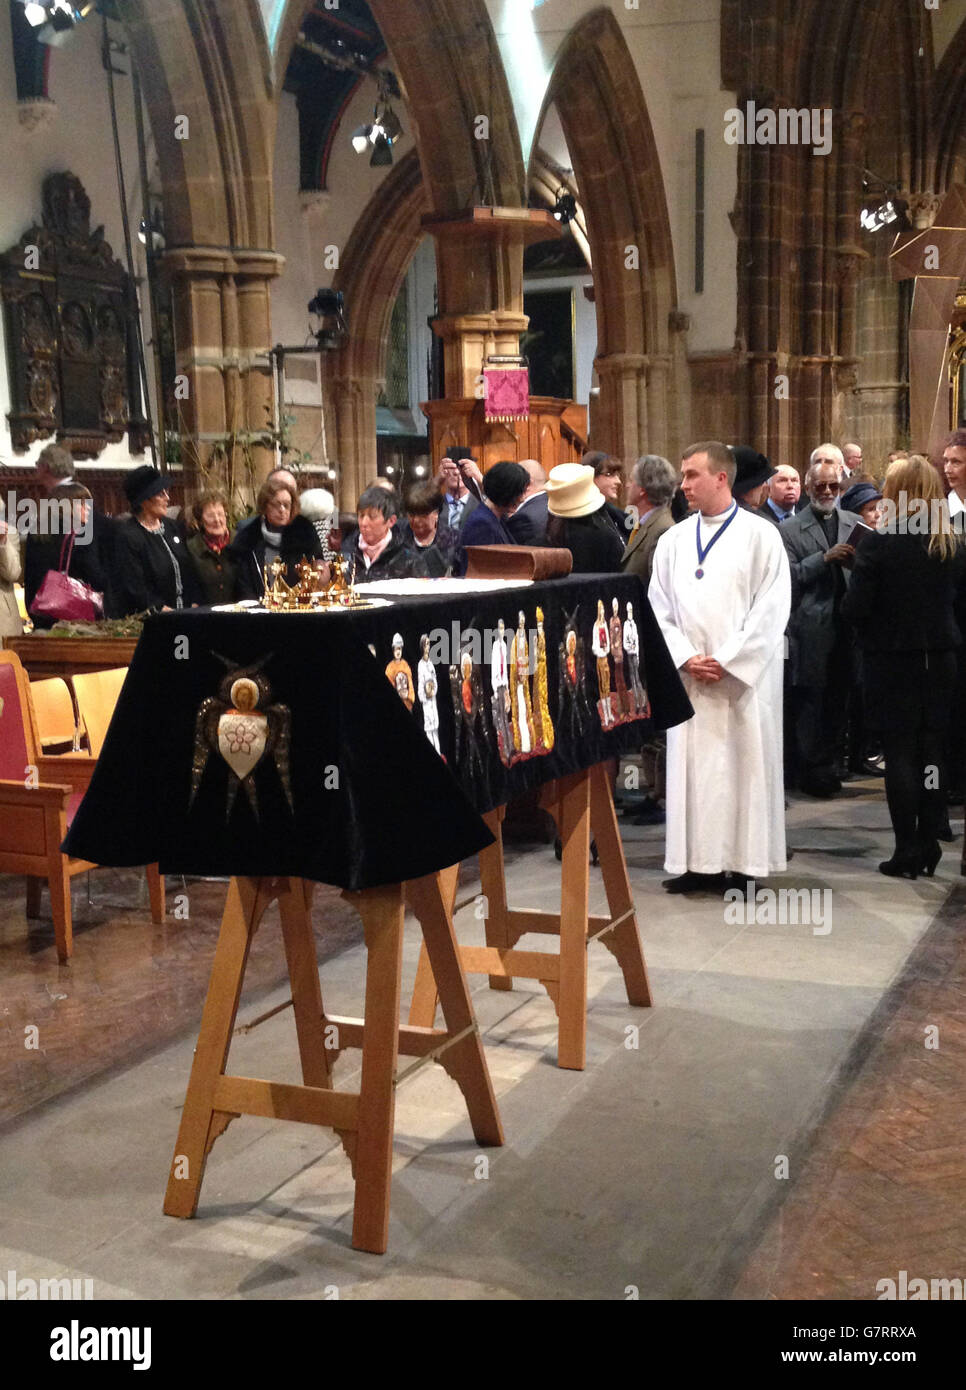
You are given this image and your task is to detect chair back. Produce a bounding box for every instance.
[0,651,38,778]
[28,677,79,751]
[71,667,127,758]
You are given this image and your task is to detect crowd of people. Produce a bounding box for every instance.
[3,434,965,889]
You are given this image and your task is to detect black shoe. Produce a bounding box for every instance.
[939,816,955,843]
[724,871,751,892]
[919,841,942,877]
[878,853,919,880]
[798,776,841,798]
[662,872,727,894]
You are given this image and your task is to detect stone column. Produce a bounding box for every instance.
[328,375,380,509]
[162,246,283,502]
[421,209,559,457]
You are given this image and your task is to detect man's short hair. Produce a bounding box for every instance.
[808,443,845,473]
[482,460,530,508]
[945,430,966,451]
[681,441,736,486]
[405,482,443,516]
[357,485,397,520]
[631,454,677,507]
[36,443,74,479]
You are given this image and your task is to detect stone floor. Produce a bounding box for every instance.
[0,779,962,1300]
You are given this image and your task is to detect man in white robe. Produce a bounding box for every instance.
[648,440,791,893]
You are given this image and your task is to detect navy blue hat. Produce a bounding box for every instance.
[841,481,882,514]
[124,465,167,511]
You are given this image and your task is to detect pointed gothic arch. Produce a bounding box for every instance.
[539,7,686,461]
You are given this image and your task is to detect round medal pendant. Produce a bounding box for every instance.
[695,567,704,579]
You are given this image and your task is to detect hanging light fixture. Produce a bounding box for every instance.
[552,188,577,224]
[348,72,404,167]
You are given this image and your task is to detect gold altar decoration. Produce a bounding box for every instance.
[260,555,372,611]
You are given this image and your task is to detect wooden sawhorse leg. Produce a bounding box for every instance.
[407,764,652,1070]
[165,872,501,1255]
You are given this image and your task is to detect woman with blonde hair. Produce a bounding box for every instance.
[842,454,964,878]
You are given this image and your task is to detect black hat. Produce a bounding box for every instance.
[124,466,167,511]
[841,481,882,515]
[732,445,775,496]
[443,447,475,464]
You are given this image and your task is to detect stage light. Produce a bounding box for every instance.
[552,189,577,224]
[24,2,47,26]
[307,288,348,351]
[860,201,898,232]
[369,133,393,168]
[351,125,371,154]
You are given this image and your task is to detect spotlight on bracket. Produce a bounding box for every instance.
[307,288,348,351]
[552,188,577,224]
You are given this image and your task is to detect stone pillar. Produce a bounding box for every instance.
[162,246,283,502]
[328,375,380,510]
[593,352,650,460]
[420,209,560,458]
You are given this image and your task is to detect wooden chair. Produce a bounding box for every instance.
[29,676,81,753]
[70,667,127,757]
[0,651,164,962]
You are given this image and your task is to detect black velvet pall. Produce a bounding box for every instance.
[63,575,691,890]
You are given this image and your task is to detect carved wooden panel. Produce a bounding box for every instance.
[0,172,149,458]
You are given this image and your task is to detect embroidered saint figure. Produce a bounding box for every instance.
[558,610,592,742]
[609,596,630,720]
[531,606,555,752]
[490,616,513,766]
[417,633,441,754]
[189,658,293,820]
[509,609,536,754]
[592,598,614,728]
[385,632,415,710]
[624,601,648,715]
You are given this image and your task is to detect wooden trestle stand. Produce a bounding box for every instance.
[408,763,652,1070]
[163,871,503,1255]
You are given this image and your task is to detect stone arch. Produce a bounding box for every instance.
[275,0,525,214]
[540,7,685,461]
[113,1,281,485]
[321,150,427,505]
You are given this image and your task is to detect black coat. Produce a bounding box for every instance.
[506,491,549,545]
[186,531,238,606]
[545,511,625,574]
[229,514,323,600]
[841,530,964,652]
[25,512,117,626]
[113,516,202,615]
[341,528,429,583]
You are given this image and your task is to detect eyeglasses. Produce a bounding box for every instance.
[812,482,838,493]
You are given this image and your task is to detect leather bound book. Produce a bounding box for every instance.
[463,545,573,580]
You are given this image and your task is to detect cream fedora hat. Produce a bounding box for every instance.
[545,463,607,518]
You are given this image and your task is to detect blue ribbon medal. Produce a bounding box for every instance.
[695,502,739,578]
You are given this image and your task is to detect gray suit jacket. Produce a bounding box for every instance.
[436,491,480,560]
[620,505,673,584]
[781,503,861,687]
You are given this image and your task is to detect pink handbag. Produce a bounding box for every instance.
[30,532,104,623]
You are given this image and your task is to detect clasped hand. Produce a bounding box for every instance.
[684,655,724,683]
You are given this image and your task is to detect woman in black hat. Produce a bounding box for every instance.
[732,446,776,512]
[114,466,202,615]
